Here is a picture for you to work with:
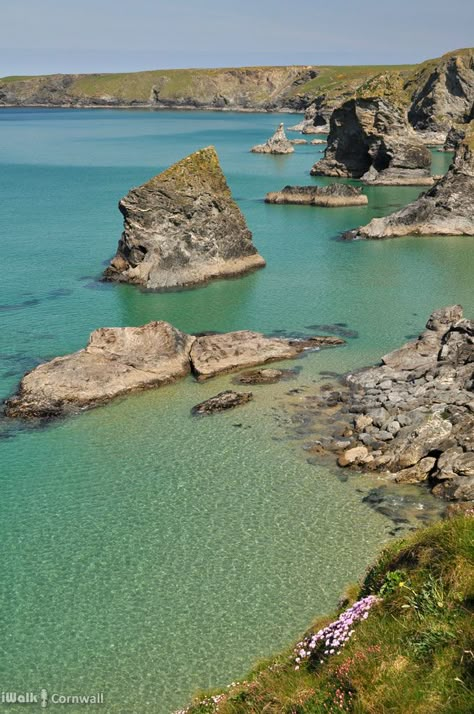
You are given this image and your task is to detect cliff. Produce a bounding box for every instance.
[310,97,432,184]
[103,146,265,289]
[348,123,474,238]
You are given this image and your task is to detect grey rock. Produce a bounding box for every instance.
[191,390,253,415]
[351,134,474,239]
[311,97,432,184]
[251,123,294,154]
[103,146,265,290]
[265,183,367,207]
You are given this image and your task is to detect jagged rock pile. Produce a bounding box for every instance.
[265,184,368,206]
[310,98,432,185]
[319,306,474,502]
[103,146,265,290]
[251,123,294,154]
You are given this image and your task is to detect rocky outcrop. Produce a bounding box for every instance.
[347,129,474,238]
[4,323,344,418]
[407,49,474,131]
[103,147,265,289]
[310,98,432,185]
[442,126,465,151]
[191,390,253,415]
[4,321,195,419]
[251,123,294,154]
[312,306,474,502]
[189,331,342,380]
[265,184,368,207]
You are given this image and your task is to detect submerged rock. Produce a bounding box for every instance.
[251,123,294,154]
[5,323,344,418]
[103,146,265,290]
[347,127,474,238]
[310,98,432,185]
[265,184,368,207]
[235,368,295,384]
[190,331,299,380]
[191,390,253,415]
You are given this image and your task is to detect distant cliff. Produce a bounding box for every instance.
[0,64,409,112]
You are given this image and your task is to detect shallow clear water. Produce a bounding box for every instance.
[0,109,471,713]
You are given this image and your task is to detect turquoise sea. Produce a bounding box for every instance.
[0,109,472,713]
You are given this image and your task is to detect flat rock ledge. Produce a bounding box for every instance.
[312,306,474,503]
[191,390,253,415]
[265,184,368,207]
[345,132,474,239]
[4,322,344,419]
[103,146,265,290]
[251,123,294,154]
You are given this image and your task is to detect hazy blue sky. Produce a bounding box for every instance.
[1,0,473,76]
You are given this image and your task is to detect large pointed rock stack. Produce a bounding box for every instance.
[104,146,265,289]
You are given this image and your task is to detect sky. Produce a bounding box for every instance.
[1,0,473,76]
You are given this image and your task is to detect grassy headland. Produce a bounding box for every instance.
[180,514,474,713]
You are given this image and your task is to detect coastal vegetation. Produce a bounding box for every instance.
[179,514,474,713]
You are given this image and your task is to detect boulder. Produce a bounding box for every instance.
[251,123,294,154]
[191,390,253,415]
[338,445,369,467]
[349,129,474,238]
[103,146,265,290]
[265,184,368,207]
[310,97,432,185]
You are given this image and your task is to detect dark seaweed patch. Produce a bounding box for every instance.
[305,323,359,339]
[0,298,40,311]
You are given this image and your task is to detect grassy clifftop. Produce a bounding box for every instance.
[0,63,415,110]
[180,514,474,713]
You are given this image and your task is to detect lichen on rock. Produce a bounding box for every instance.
[103,146,265,290]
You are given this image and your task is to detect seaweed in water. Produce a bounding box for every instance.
[305,323,359,339]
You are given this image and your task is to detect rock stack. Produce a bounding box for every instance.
[251,123,294,154]
[103,146,265,290]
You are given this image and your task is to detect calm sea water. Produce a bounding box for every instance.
[0,109,471,713]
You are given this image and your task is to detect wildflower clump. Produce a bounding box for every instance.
[294,595,380,669]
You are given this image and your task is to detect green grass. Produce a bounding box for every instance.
[180,515,474,713]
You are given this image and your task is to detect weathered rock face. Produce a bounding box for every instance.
[442,126,466,152]
[265,184,368,207]
[407,50,474,131]
[103,147,265,289]
[191,390,253,415]
[310,98,432,185]
[348,132,474,238]
[4,321,195,419]
[251,123,294,154]
[4,323,344,418]
[0,66,319,110]
[190,331,299,380]
[312,306,474,503]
